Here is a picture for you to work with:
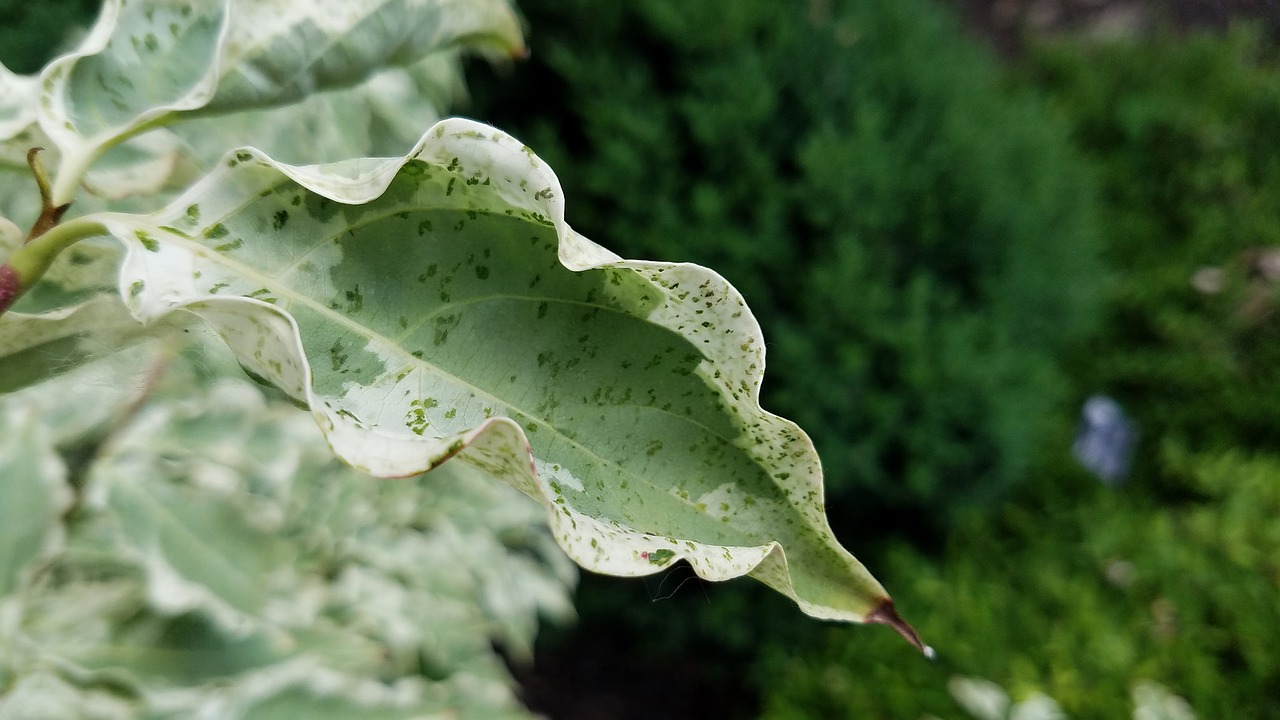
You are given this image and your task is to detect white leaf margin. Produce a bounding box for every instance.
[37,0,228,204]
[100,118,903,627]
[36,0,524,205]
[0,62,39,140]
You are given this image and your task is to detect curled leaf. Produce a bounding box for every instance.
[38,0,524,203]
[0,405,70,597]
[0,62,38,141]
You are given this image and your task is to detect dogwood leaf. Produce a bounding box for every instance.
[169,54,467,169]
[38,0,524,204]
[0,294,154,393]
[98,118,924,641]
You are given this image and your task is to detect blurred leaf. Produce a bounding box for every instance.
[0,670,140,720]
[0,405,68,596]
[38,0,524,202]
[1012,693,1067,720]
[0,236,189,393]
[0,294,164,393]
[1132,681,1197,720]
[0,62,38,139]
[82,131,184,202]
[1,333,567,717]
[169,53,467,169]
[949,676,1010,720]
[99,467,284,621]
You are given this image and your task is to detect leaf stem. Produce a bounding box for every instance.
[0,215,108,315]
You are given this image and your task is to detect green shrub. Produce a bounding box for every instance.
[470,0,1103,534]
[0,0,100,73]
[1029,26,1280,484]
[759,27,1280,720]
[758,444,1280,719]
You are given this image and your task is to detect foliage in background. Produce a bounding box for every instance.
[758,443,1279,719]
[466,1,1105,713]
[758,25,1280,720]
[0,0,102,74]
[469,0,1103,536]
[1029,26,1280,481]
[0,333,576,719]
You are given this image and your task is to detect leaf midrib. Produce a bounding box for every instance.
[156,201,784,543]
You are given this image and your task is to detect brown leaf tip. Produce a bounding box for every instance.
[867,599,935,659]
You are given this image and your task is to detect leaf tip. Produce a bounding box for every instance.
[866,598,932,657]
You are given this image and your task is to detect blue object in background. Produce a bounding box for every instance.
[1073,395,1135,485]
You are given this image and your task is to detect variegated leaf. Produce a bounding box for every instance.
[0,294,155,393]
[38,0,524,204]
[0,62,38,140]
[97,117,919,636]
[0,239,176,392]
[169,54,466,169]
[0,405,70,597]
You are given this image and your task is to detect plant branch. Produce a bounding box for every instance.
[25,148,72,243]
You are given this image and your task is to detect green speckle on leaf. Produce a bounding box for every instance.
[344,286,363,313]
[272,210,288,230]
[135,231,159,252]
[329,340,349,372]
[215,238,243,253]
[644,549,676,566]
[205,223,230,240]
[128,280,145,298]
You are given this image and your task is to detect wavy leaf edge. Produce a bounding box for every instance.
[36,0,525,205]
[95,117,925,646]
